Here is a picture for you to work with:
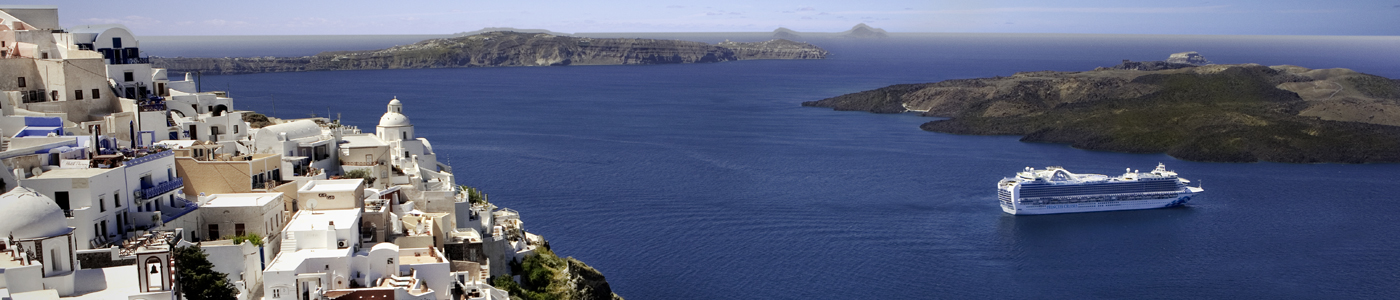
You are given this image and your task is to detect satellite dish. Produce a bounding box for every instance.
[306,198,318,210]
[30,168,42,176]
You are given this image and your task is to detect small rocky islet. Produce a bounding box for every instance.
[803,53,1400,163]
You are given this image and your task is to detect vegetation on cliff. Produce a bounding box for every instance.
[803,64,1400,163]
[491,247,623,300]
[152,31,827,75]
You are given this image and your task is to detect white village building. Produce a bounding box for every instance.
[4,7,543,297]
[0,187,87,298]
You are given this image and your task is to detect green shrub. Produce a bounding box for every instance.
[343,168,375,186]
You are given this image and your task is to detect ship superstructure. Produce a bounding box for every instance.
[997,163,1203,215]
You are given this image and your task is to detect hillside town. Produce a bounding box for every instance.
[0,6,562,300]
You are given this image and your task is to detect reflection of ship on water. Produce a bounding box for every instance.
[997,163,1204,215]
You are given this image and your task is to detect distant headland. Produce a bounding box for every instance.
[452,27,574,36]
[803,53,1400,163]
[152,31,827,75]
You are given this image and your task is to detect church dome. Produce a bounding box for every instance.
[379,113,410,127]
[0,187,73,239]
[378,98,411,127]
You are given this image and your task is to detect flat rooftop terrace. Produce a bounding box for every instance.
[340,134,388,148]
[399,248,445,265]
[202,192,281,207]
[27,167,119,179]
[285,209,360,231]
[301,179,363,193]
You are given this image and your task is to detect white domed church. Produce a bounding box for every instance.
[0,187,81,296]
[378,98,414,142]
[375,98,454,195]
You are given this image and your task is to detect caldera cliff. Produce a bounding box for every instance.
[153,31,828,75]
[803,62,1400,163]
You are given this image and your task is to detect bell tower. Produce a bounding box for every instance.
[137,248,173,293]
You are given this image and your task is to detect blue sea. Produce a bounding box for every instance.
[164,33,1400,299]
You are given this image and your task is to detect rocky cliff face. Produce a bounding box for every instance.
[804,63,1400,163]
[718,39,828,60]
[153,32,827,75]
[567,258,623,300]
[150,56,314,75]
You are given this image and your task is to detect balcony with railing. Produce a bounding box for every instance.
[161,196,198,223]
[127,149,173,166]
[142,178,184,201]
[341,160,383,167]
[138,99,166,112]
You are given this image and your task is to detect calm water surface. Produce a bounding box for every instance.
[195,34,1400,299]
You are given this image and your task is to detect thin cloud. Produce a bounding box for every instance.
[202,19,249,27]
[80,15,162,26]
[798,7,816,11]
[835,5,1231,15]
[1274,9,1345,13]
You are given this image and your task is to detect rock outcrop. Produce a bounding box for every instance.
[1166,51,1211,65]
[492,247,623,300]
[803,63,1400,163]
[567,257,623,300]
[152,31,827,75]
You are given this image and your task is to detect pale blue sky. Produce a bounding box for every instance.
[24,0,1400,36]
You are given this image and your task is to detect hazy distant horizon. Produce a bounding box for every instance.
[138,33,1400,79]
[134,30,1400,38]
[26,0,1400,36]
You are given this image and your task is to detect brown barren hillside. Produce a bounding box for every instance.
[804,63,1400,163]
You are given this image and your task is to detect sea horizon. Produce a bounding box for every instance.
[147,32,1400,79]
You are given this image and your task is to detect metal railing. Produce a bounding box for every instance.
[138,100,166,112]
[126,150,173,166]
[162,198,198,223]
[142,178,184,200]
[341,160,382,166]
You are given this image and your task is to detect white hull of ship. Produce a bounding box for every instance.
[1002,189,1200,215]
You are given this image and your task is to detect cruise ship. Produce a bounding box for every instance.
[997,163,1204,215]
